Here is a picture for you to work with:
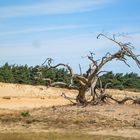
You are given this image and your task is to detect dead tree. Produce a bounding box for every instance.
[38,34,140,105]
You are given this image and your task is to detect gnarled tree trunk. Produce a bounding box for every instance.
[76,86,87,104]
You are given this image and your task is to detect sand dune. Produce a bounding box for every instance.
[0,82,77,97]
[0,82,77,109]
[0,82,140,110]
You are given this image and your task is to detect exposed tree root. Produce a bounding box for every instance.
[61,92,140,106]
[108,96,140,104]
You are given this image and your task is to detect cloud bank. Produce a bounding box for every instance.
[0,0,111,18]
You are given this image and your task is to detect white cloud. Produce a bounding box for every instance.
[0,0,111,18]
[0,33,112,63]
[1,31,139,59]
[0,24,94,35]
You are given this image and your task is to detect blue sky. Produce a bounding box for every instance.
[0,0,140,75]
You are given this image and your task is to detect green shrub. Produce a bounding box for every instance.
[21,111,30,117]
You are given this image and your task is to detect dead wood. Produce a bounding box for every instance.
[61,93,77,104]
[108,96,140,104]
[36,33,140,106]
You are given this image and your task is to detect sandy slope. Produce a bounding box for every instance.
[0,82,77,97]
[0,82,77,109]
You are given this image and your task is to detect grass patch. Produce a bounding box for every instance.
[20,111,30,117]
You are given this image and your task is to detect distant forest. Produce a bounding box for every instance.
[0,63,140,90]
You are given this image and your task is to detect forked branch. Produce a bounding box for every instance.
[97,33,140,68]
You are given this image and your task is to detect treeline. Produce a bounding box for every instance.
[0,63,71,86]
[101,72,140,90]
[0,63,140,90]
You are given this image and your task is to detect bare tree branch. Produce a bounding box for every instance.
[36,33,140,106]
[97,33,140,68]
[79,64,82,76]
[61,93,77,104]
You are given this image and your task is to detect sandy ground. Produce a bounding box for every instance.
[0,82,140,139]
[0,82,77,109]
[0,82,139,110]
